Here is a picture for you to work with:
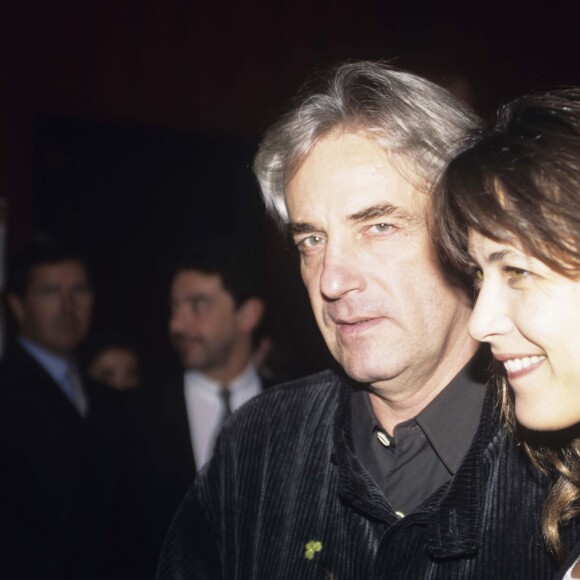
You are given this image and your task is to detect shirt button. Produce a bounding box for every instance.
[395,511,405,519]
[376,431,390,447]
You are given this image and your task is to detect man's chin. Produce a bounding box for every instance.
[341,365,381,385]
[340,357,400,386]
[181,353,207,370]
[42,337,83,357]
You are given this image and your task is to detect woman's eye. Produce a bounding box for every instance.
[505,267,530,281]
[465,266,483,295]
[467,267,483,282]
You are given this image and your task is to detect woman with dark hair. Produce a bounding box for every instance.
[435,88,580,578]
[83,333,142,391]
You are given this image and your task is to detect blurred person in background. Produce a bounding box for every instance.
[84,332,142,391]
[0,238,122,580]
[110,240,270,579]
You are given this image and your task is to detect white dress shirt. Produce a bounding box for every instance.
[183,363,262,470]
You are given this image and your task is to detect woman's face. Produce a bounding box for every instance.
[88,347,140,391]
[468,230,580,431]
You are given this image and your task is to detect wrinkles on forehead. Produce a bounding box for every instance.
[288,202,423,237]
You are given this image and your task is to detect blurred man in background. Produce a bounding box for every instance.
[113,240,268,579]
[0,239,120,579]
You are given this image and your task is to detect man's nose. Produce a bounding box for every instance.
[468,282,513,343]
[169,306,193,335]
[59,289,77,312]
[319,243,365,300]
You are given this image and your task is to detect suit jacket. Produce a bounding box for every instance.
[109,370,269,579]
[157,369,580,579]
[0,344,122,580]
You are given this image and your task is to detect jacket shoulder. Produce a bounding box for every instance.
[231,369,343,423]
[0,345,57,400]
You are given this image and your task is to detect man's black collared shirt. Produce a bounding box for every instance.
[351,363,486,515]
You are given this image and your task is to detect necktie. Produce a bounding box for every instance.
[218,387,232,427]
[65,366,89,417]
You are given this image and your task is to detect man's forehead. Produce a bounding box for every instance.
[29,260,88,285]
[285,177,429,229]
[172,269,226,295]
[284,131,428,224]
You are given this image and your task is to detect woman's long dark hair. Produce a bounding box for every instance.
[433,88,580,561]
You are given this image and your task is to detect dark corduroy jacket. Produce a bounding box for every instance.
[157,370,579,579]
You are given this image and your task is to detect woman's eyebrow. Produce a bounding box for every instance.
[487,250,513,263]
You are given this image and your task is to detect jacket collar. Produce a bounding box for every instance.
[334,372,500,558]
[334,375,398,523]
[424,389,499,558]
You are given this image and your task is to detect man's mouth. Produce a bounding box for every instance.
[334,316,384,337]
[173,335,204,347]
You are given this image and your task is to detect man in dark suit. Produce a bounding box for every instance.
[114,241,268,578]
[0,240,120,579]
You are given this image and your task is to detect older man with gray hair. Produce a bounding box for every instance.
[157,62,575,579]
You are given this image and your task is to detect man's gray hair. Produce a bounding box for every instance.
[254,61,481,226]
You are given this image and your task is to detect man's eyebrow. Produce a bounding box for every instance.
[288,222,318,235]
[185,292,211,301]
[287,203,417,234]
[347,203,415,224]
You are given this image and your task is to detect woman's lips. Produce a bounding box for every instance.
[494,354,546,380]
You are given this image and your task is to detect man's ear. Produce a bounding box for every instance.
[7,294,25,325]
[237,297,265,334]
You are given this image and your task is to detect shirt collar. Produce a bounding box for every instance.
[415,361,487,473]
[19,336,71,384]
[416,364,487,473]
[184,363,259,394]
[351,355,487,475]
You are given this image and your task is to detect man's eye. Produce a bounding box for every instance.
[193,298,209,314]
[295,235,325,254]
[301,235,324,247]
[369,223,393,234]
[71,285,91,297]
[38,287,59,297]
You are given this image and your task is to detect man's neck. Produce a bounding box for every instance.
[205,338,256,384]
[190,358,253,386]
[369,332,479,434]
[19,336,73,363]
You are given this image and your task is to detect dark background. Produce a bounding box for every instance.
[1,0,579,377]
